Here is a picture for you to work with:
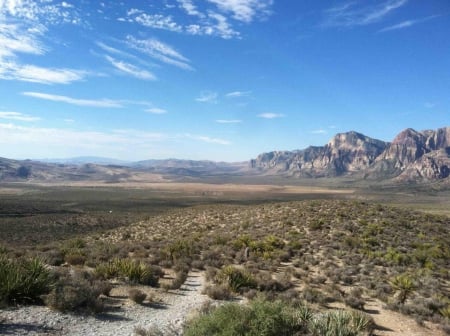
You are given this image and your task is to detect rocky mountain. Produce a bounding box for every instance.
[1,127,449,184]
[250,131,388,177]
[251,127,450,182]
[370,127,450,181]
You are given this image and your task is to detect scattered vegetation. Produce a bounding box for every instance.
[184,297,374,336]
[0,185,449,332]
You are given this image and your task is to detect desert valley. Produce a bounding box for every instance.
[0,127,449,335]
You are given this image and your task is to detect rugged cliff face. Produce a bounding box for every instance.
[250,127,450,182]
[251,131,388,177]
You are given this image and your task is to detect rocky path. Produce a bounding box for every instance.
[0,271,209,336]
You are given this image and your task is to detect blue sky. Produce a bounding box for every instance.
[0,0,449,162]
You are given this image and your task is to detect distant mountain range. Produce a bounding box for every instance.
[1,127,449,185]
[251,127,450,183]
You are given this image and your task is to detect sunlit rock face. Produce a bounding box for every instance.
[251,127,450,182]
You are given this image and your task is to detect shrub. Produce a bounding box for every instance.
[129,289,147,304]
[390,273,416,304]
[65,253,86,266]
[216,265,256,293]
[309,309,374,336]
[95,259,159,286]
[203,284,233,300]
[45,275,104,313]
[184,297,306,336]
[0,256,53,304]
[170,271,188,290]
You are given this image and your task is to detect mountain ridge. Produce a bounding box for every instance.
[1,127,449,185]
[251,126,450,183]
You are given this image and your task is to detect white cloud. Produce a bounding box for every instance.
[3,64,85,84]
[0,23,86,84]
[226,91,251,98]
[105,55,156,80]
[126,36,193,70]
[178,0,204,17]
[130,12,183,32]
[0,23,45,58]
[0,111,40,122]
[184,133,230,145]
[258,113,284,119]
[216,119,242,124]
[206,0,273,23]
[185,13,240,39]
[323,0,408,28]
[0,0,81,25]
[0,123,231,160]
[22,92,123,108]
[145,108,167,114]
[311,129,327,134]
[207,12,240,39]
[378,15,441,33]
[0,122,167,159]
[196,91,218,103]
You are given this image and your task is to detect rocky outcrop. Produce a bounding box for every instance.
[251,131,388,177]
[251,127,450,182]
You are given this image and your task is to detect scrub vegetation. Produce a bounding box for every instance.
[0,184,449,334]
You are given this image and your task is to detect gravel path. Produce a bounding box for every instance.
[0,271,209,336]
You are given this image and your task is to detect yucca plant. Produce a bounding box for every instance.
[439,306,450,320]
[309,309,373,336]
[0,256,53,304]
[95,258,158,286]
[216,265,256,293]
[390,273,416,304]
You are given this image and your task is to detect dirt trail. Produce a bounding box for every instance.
[0,271,209,336]
[363,298,446,336]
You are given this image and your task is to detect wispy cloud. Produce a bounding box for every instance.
[0,23,45,58]
[196,91,218,103]
[0,122,167,159]
[311,129,327,134]
[130,12,183,32]
[185,13,240,39]
[424,102,436,109]
[177,0,204,18]
[323,0,408,28]
[206,0,273,23]
[22,92,123,108]
[0,111,40,122]
[225,91,252,98]
[258,113,284,119]
[126,36,193,71]
[0,23,86,84]
[184,134,230,145]
[2,64,86,84]
[125,2,262,39]
[105,55,156,80]
[0,122,231,160]
[145,108,167,114]
[378,15,441,33]
[216,119,242,124]
[0,0,81,25]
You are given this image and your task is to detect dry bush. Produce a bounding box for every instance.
[128,288,147,304]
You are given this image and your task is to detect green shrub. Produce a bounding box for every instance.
[94,258,159,286]
[0,256,53,304]
[216,265,256,293]
[390,273,416,304]
[184,298,306,336]
[309,309,374,336]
